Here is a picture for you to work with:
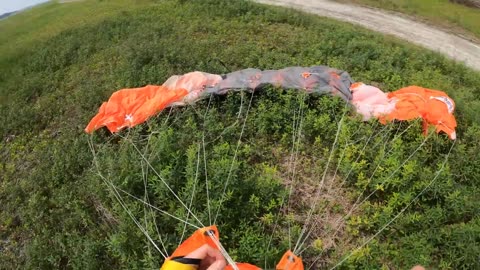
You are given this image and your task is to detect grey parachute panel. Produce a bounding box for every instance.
[209,68,263,94]
[207,66,353,101]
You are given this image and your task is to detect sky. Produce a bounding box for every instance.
[0,0,49,14]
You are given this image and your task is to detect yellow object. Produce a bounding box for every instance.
[160,260,197,270]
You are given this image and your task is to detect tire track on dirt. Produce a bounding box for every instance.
[256,0,480,71]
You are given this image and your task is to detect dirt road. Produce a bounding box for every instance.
[255,0,480,71]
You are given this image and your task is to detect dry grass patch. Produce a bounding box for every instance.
[277,152,361,266]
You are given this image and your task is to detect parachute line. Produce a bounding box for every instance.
[262,94,306,268]
[203,95,214,226]
[141,155,169,256]
[207,231,240,270]
[116,185,201,230]
[87,139,167,258]
[213,91,255,225]
[337,132,432,232]
[141,131,171,256]
[286,94,307,251]
[297,123,396,259]
[306,124,431,266]
[327,139,456,270]
[179,142,202,246]
[293,107,347,254]
[127,137,206,228]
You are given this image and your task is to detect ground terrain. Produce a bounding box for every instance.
[1,1,479,269]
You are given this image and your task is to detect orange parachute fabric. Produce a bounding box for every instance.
[385,86,457,140]
[276,250,304,270]
[170,225,220,258]
[84,85,188,133]
[166,225,261,270]
[163,225,306,269]
[226,263,262,270]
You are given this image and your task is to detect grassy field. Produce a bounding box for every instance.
[1,0,480,269]
[335,0,480,39]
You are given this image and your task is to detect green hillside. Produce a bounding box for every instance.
[1,0,479,269]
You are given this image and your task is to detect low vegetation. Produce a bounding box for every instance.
[1,0,479,269]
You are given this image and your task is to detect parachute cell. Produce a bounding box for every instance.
[85,86,188,133]
[350,82,395,120]
[211,66,353,101]
[162,71,223,105]
[385,86,457,140]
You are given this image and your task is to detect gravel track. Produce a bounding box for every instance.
[256,0,480,71]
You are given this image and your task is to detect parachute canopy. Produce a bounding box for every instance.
[351,83,457,140]
[85,66,457,139]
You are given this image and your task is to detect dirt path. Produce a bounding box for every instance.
[255,0,480,71]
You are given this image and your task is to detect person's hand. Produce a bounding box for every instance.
[186,244,227,270]
[411,266,425,270]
